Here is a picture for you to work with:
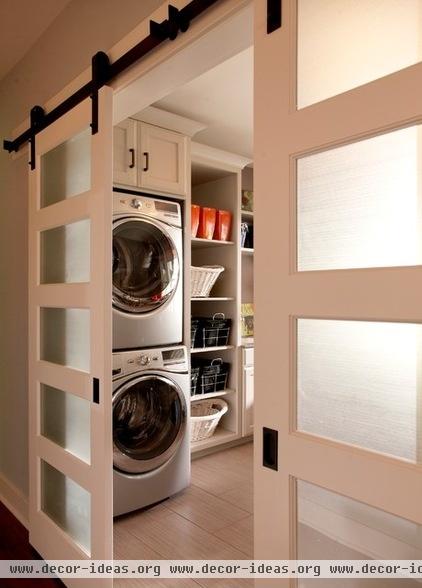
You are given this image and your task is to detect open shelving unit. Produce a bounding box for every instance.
[189,142,251,454]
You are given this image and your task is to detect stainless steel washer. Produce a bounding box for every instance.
[113,345,190,516]
[112,191,183,350]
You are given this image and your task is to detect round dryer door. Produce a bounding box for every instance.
[112,217,179,314]
[113,374,187,474]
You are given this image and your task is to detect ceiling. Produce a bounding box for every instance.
[0,0,71,81]
[154,46,253,159]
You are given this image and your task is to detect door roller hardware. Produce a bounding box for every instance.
[3,1,221,167]
[28,106,45,170]
[90,51,111,136]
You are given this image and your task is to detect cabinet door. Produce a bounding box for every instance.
[242,366,254,437]
[113,118,137,186]
[139,122,187,196]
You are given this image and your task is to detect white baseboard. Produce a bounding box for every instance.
[0,472,28,529]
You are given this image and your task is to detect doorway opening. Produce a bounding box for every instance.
[111,3,255,573]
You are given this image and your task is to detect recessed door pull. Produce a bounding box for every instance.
[93,378,100,404]
[267,0,282,34]
[263,427,278,471]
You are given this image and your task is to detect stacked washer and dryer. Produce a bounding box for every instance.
[112,190,190,517]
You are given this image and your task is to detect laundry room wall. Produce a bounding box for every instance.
[0,0,164,518]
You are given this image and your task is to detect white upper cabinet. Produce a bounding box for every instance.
[138,122,187,195]
[113,119,188,196]
[113,119,137,187]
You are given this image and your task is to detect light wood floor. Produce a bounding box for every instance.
[113,441,418,588]
[114,441,254,587]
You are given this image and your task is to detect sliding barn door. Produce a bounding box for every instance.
[255,0,422,584]
[28,87,113,586]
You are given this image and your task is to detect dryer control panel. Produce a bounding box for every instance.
[112,345,188,378]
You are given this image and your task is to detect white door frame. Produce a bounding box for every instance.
[112,0,253,123]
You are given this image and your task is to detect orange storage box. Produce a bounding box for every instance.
[214,209,232,241]
[197,207,216,240]
[191,204,200,237]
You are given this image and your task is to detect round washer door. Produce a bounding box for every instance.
[112,217,179,314]
[113,374,187,474]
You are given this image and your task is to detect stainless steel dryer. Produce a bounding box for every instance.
[113,345,190,516]
[113,191,183,350]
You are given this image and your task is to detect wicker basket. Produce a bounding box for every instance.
[190,398,228,442]
[191,265,224,298]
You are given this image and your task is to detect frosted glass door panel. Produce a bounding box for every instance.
[40,308,90,372]
[41,461,91,554]
[297,480,422,587]
[297,126,422,271]
[297,0,422,109]
[41,128,91,208]
[41,219,90,284]
[297,319,422,462]
[41,385,90,463]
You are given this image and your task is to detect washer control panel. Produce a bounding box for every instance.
[113,345,188,378]
[113,192,182,228]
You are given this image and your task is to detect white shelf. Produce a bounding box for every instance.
[191,297,234,302]
[192,237,235,249]
[190,389,235,402]
[187,158,254,455]
[191,427,239,453]
[191,345,235,354]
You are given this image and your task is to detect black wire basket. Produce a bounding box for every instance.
[191,313,232,348]
[191,358,230,396]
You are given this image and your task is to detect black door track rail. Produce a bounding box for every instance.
[3,1,221,168]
